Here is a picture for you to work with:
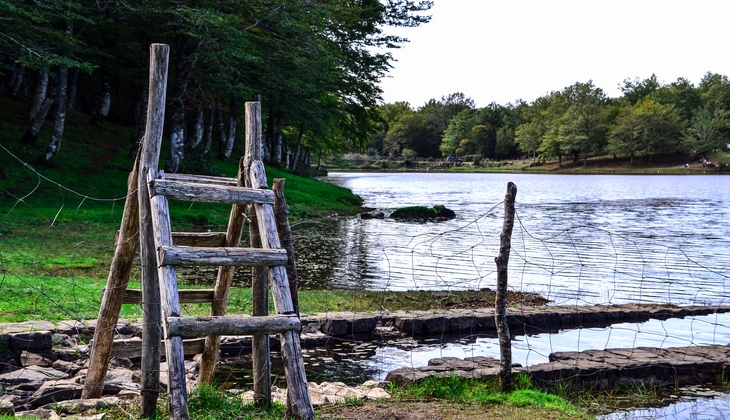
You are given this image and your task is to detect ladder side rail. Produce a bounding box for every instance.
[250,160,314,420]
[148,169,190,420]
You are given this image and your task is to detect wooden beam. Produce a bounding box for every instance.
[150,179,274,205]
[172,232,227,247]
[159,245,287,267]
[167,315,301,339]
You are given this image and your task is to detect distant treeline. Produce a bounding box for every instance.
[369,75,730,166]
[0,0,433,170]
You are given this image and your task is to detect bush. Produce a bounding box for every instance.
[401,148,417,160]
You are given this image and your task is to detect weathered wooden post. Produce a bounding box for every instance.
[495,181,517,393]
[138,43,169,418]
[83,153,140,399]
[243,101,272,405]
[273,178,299,314]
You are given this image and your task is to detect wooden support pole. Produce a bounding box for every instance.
[138,43,169,419]
[250,160,314,420]
[244,102,272,406]
[495,182,517,393]
[273,178,299,314]
[83,153,140,399]
[149,170,190,420]
[198,157,248,384]
[167,314,301,339]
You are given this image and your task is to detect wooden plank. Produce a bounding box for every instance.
[83,153,141,399]
[109,288,215,305]
[137,43,170,419]
[172,232,227,247]
[167,315,301,339]
[199,157,249,384]
[148,169,189,420]
[250,160,314,419]
[150,179,274,205]
[164,173,236,186]
[244,102,271,406]
[159,245,287,267]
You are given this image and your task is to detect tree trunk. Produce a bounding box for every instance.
[291,123,304,171]
[40,22,72,165]
[11,63,25,97]
[219,96,239,160]
[202,105,214,155]
[265,100,275,163]
[166,98,185,172]
[90,72,111,127]
[558,155,563,168]
[215,106,226,155]
[274,113,283,164]
[187,107,204,150]
[66,68,79,110]
[129,85,148,158]
[316,149,322,171]
[29,66,50,121]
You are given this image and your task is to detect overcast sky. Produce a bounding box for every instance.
[378,0,730,108]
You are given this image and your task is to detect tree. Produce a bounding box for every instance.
[556,81,609,167]
[619,74,660,105]
[681,105,729,156]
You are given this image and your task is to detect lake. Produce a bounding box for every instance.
[290,172,730,306]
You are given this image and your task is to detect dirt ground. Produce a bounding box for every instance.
[536,151,726,173]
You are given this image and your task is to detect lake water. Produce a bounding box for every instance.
[293,172,730,307]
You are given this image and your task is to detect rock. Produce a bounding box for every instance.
[320,318,348,337]
[0,398,14,416]
[360,211,385,220]
[0,365,68,389]
[30,379,85,407]
[12,331,53,352]
[21,351,55,368]
[43,396,120,415]
[390,205,456,222]
[16,408,61,419]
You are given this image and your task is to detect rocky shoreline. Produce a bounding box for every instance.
[1,303,728,417]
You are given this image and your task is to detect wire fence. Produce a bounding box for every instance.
[2,148,730,417]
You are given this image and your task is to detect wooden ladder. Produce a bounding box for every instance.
[145,159,313,419]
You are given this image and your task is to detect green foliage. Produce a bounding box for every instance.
[186,383,287,420]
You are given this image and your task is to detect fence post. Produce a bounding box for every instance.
[244,101,272,406]
[495,181,517,393]
[138,43,169,418]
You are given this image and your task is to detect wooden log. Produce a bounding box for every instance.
[150,178,274,205]
[109,337,206,359]
[172,232,227,247]
[164,173,236,186]
[495,182,517,393]
[244,102,271,407]
[148,169,190,420]
[138,43,169,419]
[273,178,299,314]
[159,245,287,267]
[199,157,248,384]
[168,315,301,339]
[109,288,215,305]
[251,160,314,420]
[83,153,141,399]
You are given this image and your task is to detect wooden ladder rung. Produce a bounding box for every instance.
[113,288,216,304]
[164,173,237,186]
[172,232,227,247]
[166,314,301,339]
[110,337,206,358]
[158,245,288,267]
[150,178,274,205]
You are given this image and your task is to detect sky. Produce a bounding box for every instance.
[378,0,730,108]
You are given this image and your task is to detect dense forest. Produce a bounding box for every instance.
[370,75,730,166]
[1,1,729,172]
[0,0,433,171]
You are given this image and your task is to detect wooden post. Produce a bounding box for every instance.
[138,43,169,419]
[244,102,272,406]
[198,157,248,384]
[149,170,190,420]
[82,153,140,399]
[250,160,314,420]
[273,178,299,314]
[495,182,517,393]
